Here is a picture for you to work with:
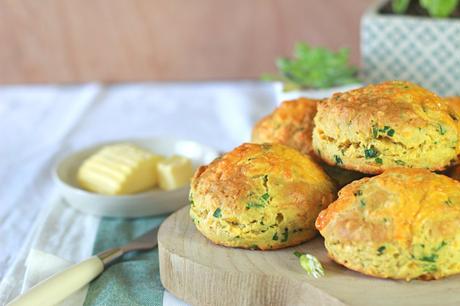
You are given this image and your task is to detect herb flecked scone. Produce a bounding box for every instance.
[252,98,319,155]
[316,168,460,281]
[189,143,336,250]
[312,81,459,174]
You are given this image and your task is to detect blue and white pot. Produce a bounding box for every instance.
[361,0,460,96]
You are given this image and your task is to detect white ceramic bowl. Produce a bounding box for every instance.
[54,138,219,218]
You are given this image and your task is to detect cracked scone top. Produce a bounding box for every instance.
[189,143,336,250]
[316,168,460,281]
[312,81,459,174]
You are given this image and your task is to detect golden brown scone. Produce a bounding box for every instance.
[312,81,459,174]
[190,143,336,250]
[252,98,318,155]
[316,168,460,281]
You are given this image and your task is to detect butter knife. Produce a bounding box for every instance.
[8,226,159,306]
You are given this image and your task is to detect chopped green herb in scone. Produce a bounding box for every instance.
[246,202,265,209]
[435,241,448,251]
[371,125,395,138]
[438,124,447,135]
[334,155,343,165]
[261,193,270,202]
[420,254,437,263]
[281,227,289,242]
[213,208,222,218]
[444,198,453,206]
[364,146,378,159]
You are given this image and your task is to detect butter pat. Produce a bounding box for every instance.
[157,155,193,190]
[77,144,163,195]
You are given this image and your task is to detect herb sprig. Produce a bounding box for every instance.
[293,251,325,278]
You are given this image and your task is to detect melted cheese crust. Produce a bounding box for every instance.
[313,81,459,174]
[190,143,336,250]
[317,168,460,281]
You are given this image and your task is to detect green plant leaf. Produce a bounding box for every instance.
[263,42,360,91]
[420,0,459,17]
[392,0,411,14]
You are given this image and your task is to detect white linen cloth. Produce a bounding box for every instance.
[0,82,349,305]
[0,82,277,305]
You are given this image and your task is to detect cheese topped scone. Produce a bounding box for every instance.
[77,143,163,195]
[190,143,336,250]
[316,168,460,281]
[313,81,459,174]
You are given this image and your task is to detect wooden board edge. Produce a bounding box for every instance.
[158,209,347,306]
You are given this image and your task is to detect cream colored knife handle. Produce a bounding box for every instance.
[8,256,104,306]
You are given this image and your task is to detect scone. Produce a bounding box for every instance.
[316,168,460,281]
[313,81,459,174]
[190,143,336,250]
[252,98,318,155]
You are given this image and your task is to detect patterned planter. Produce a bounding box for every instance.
[361,1,460,96]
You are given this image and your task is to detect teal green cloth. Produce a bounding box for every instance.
[83,215,167,306]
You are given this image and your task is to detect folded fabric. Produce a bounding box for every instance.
[23,249,88,306]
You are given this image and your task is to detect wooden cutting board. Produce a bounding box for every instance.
[158,207,460,306]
